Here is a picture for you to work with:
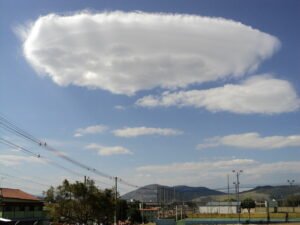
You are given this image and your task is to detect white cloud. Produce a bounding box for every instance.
[113,126,183,137]
[246,161,300,177]
[0,154,43,166]
[74,125,108,137]
[86,143,133,156]
[137,159,257,174]
[136,75,300,114]
[20,11,279,95]
[134,159,300,187]
[197,132,300,150]
[114,105,126,110]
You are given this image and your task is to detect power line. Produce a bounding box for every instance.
[0,115,114,185]
[0,137,116,190]
[0,172,50,188]
[0,116,114,179]
[0,137,84,177]
[43,144,114,180]
[0,114,141,189]
[1,114,299,195]
[5,114,276,193]
[0,116,40,144]
[1,178,44,194]
[117,177,139,188]
[7,164,57,186]
[0,137,40,157]
[0,138,116,190]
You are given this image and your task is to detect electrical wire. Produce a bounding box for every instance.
[0,172,50,188]
[0,137,84,177]
[0,114,143,189]
[0,115,114,179]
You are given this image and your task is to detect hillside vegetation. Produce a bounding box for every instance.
[193,185,300,202]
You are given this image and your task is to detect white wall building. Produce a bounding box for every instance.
[199,202,239,214]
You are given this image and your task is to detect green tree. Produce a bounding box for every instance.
[241,198,256,220]
[285,194,300,207]
[117,199,128,221]
[127,200,142,224]
[44,179,115,224]
[43,186,55,203]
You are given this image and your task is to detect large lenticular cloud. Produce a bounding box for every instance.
[22,11,280,95]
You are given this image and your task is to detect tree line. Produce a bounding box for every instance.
[43,179,142,225]
[43,179,300,224]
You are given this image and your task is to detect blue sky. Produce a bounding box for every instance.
[0,0,299,195]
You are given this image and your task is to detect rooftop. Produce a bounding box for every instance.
[0,188,40,201]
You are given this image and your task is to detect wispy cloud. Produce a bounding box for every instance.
[137,159,257,174]
[246,161,300,177]
[114,105,126,110]
[0,154,44,166]
[113,126,183,138]
[74,125,108,137]
[85,143,133,156]
[134,159,300,186]
[197,132,300,150]
[20,11,279,95]
[136,75,300,114]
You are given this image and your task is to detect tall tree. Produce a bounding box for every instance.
[127,200,142,224]
[241,198,256,220]
[44,179,115,224]
[43,186,55,203]
[285,194,300,207]
[117,199,129,221]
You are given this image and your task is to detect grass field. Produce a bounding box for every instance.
[187,212,300,219]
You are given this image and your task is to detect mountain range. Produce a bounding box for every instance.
[121,184,224,202]
[122,184,300,203]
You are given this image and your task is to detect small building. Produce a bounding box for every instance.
[0,188,47,225]
[255,200,279,213]
[140,207,159,222]
[267,199,278,208]
[199,201,240,214]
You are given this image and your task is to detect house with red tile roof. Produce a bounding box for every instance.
[0,188,47,225]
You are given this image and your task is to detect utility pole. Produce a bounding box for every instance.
[180,205,183,220]
[227,174,230,214]
[114,177,118,225]
[233,182,237,215]
[287,179,295,186]
[266,200,270,223]
[141,191,144,224]
[157,186,159,205]
[164,186,166,204]
[232,170,243,224]
[163,186,165,218]
[174,187,176,203]
[173,187,176,218]
[227,174,230,200]
[287,179,295,213]
[0,177,4,198]
[159,186,162,218]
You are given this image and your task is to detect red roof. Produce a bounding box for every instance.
[0,188,40,201]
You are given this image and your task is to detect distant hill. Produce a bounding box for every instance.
[122,184,300,203]
[121,184,159,202]
[174,185,224,201]
[243,185,300,200]
[121,184,224,202]
[193,185,300,202]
